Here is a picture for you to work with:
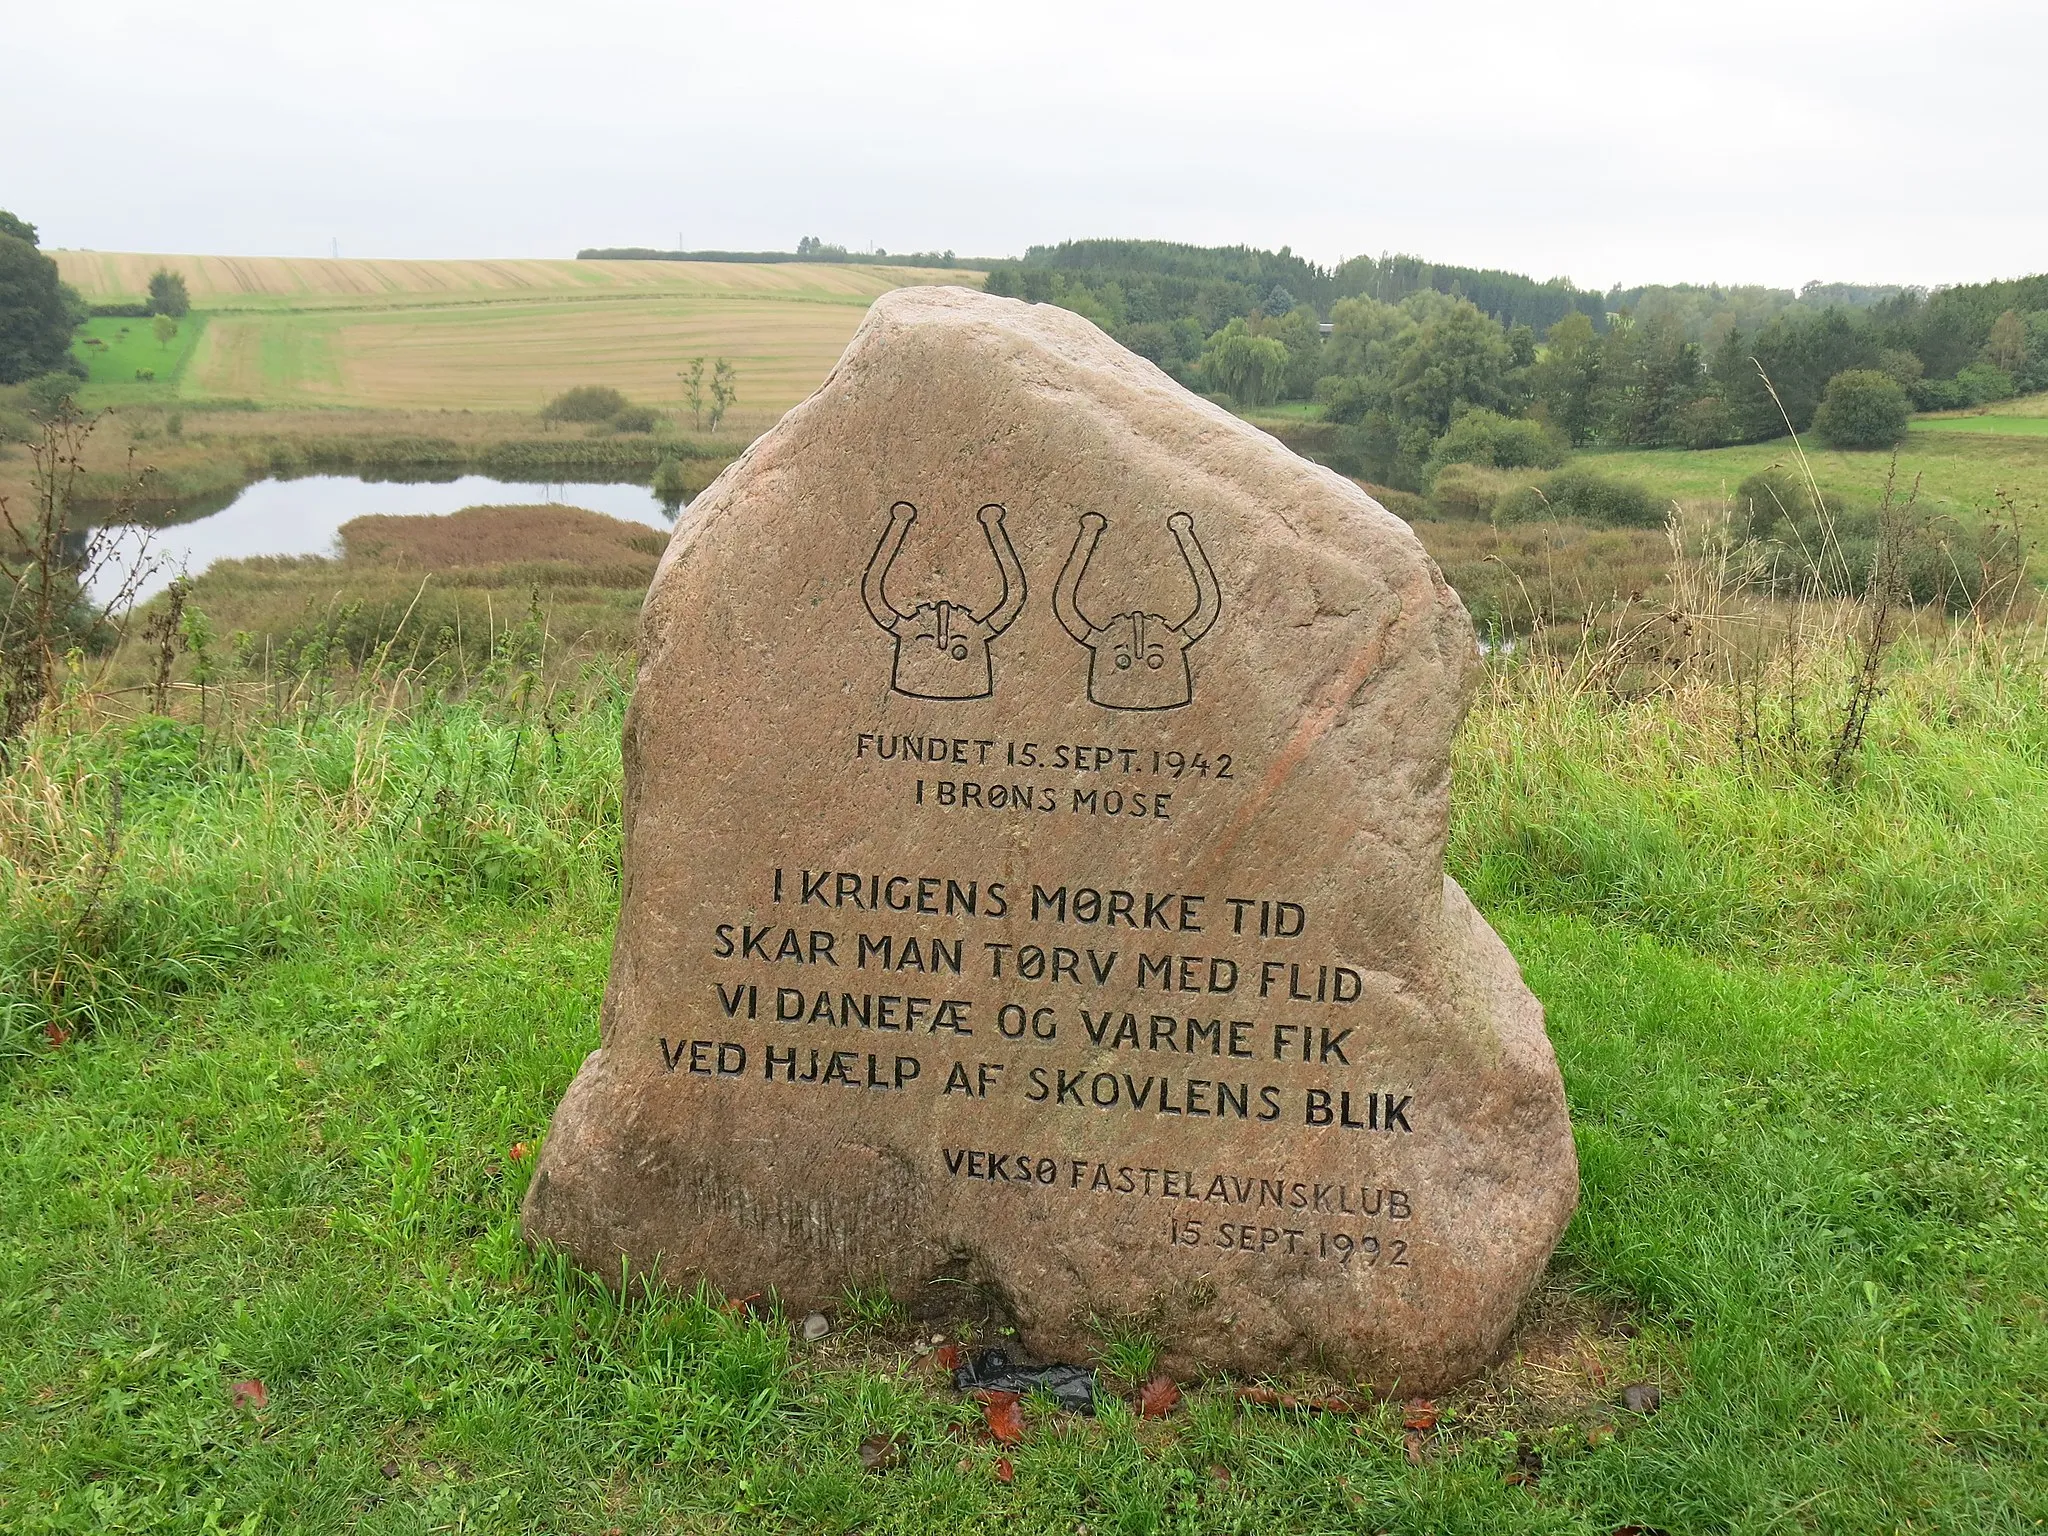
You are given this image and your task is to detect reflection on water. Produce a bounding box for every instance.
[89,475,678,602]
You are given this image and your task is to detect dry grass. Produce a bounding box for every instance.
[339,505,665,574]
[1412,518,1675,635]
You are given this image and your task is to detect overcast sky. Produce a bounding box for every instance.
[8,0,2041,290]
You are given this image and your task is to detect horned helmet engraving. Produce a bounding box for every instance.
[863,500,1026,701]
[1054,511,1220,711]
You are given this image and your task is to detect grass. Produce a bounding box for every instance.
[68,315,208,405]
[1915,392,2048,437]
[1572,425,2048,526]
[2,610,2045,1530]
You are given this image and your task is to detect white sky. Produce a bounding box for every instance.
[7,0,2042,290]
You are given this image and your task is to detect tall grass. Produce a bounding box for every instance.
[0,670,629,1057]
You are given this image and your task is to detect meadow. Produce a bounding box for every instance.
[1572,409,2048,526]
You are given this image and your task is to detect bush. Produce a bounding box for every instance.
[651,455,689,503]
[1496,466,1664,529]
[1425,409,1563,479]
[1811,370,1910,449]
[1735,466,1839,539]
[1954,363,2015,406]
[540,386,632,424]
[610,403,660,433]
[23,372,82,414]
[1427,463,1529,522]
[1672,396,1733,449]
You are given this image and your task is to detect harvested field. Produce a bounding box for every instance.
[53,252,974,309]
[177,295,895,411]
[53,252,982,413]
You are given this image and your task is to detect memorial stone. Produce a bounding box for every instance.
[522,287,1577,1391]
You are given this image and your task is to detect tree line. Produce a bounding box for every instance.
[985,239,2048,490]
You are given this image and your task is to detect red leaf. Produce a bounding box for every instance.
[1208,1463,1233,1490]
[719,1292,762,1317]
[230,1379,267,1410]
[933,1343,964,1371]
[1137,1375,1182,1419]
[992,1455,1015,1484]
[1402,1398,1439,1432]
[43,1021,69,1047]
[973,1388,1026,1445]
[508,1142,532,1163]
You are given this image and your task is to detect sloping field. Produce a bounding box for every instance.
[53,252,969,309]
[179,294,899,411]
[54,252,984,413]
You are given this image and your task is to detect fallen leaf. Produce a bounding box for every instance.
[932,1343,964,1371]
[857,1432,903,1474]
[380,1460,400,1480]
[1235,1385,1367,1414]
[1586,1421,1616,1449]
[1620,1381,1663,1415]
[1582,1351,1610,1387]
[1402,1398,1439,1432]
[229,1379,267,1410]
[508,1142,532,1162]
[1403,1430,1425,1466]
[1208,1464,1233,1489]
[1137,1375,1182,1419]
[43,1021,69,1047]
[993,1455,1015,1484]
[974,1388,1026,1445]
[719,1292,763,1318]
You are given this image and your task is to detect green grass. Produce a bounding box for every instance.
[3,636,2047,1532]
[1915,414,2048,437]
[69,315,207,405]
[1573,427,2048,524]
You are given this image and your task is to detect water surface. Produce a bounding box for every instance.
[98,475,675,601]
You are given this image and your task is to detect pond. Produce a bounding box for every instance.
[91,475,678,602]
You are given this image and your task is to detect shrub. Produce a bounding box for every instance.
[1673,395,1733,449]
[651,455,689,503]
[1735,465,1840,540]
[1811,370,1910,449]
[540,385,632,424]
[610,403,660,433]
[23,372,81,414]
[1954,363,2014,406]
[1426,409,1563,479]
[1496,466,1664,529]
[1428,463,1528,522]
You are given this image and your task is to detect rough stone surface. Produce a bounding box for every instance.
[522,286,1577,1392]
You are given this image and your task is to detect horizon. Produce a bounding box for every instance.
[34,239,2032,305]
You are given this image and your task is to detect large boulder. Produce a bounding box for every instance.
[523,287,1576,1392]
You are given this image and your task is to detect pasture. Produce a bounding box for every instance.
[68,315,207,402]
[1572,422,2048,523]
[49,254,982,414]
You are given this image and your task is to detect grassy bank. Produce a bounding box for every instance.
[3,612,2045,1531]
[0,400,746,516]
